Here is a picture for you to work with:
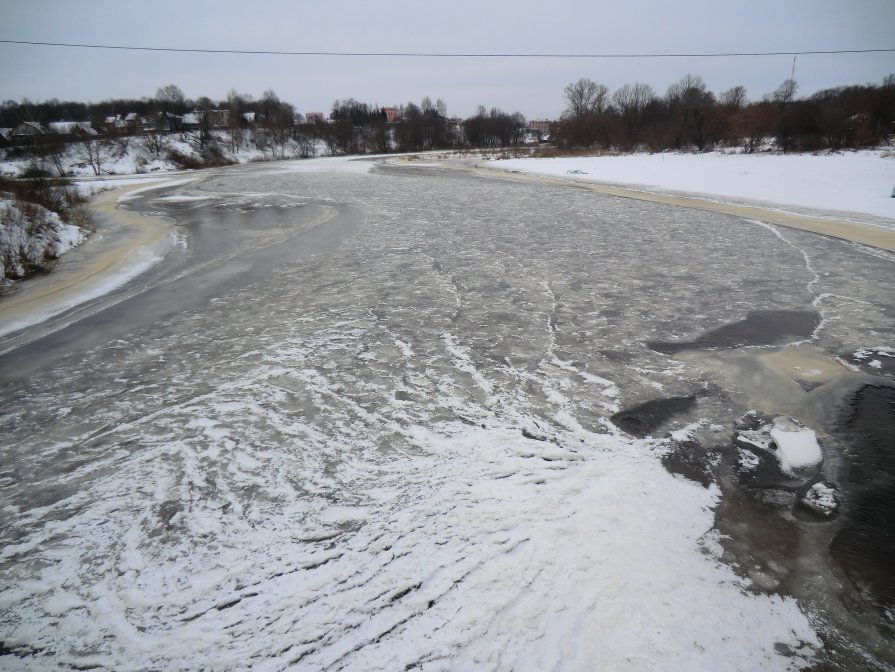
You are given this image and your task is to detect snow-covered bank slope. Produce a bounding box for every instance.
[491,151,895,222]
[0,199,85,280]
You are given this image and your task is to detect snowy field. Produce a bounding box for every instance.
[490,150,895,222]
[2,157,894,670]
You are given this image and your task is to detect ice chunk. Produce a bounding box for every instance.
[737,448,760,472]
[769,417,822,476]
[801,482,837,516]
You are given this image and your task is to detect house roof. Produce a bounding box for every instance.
[50,121,95,134]
[12,121,49,135]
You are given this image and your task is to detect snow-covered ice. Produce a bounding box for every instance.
[490,150,895,222]
[802,482,838,516]
[7,154,895,669]
[770,417,823,476]
[736,417,823,478]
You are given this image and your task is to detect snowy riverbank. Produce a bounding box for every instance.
[489,150,895,222]
[0,178,183,340]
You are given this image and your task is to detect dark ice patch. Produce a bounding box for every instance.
[830,384,895,606]
[599,349,632,362]
[610,395,697,438]
[662,440,714,487]
[648,310,821,354]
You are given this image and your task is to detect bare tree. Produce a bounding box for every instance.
[612,82,656,148]
[258,89,295,158]
[156,84,185,113]
[563,78,609,119]
[293,121,319,158]
[771,78,799,152]
[140,128,167,157]
[32,141,69,177]
[720,85,747,109]
[665,74,714,150]
[226,89,248,153]
[772,79,798,105]
[76,137,106,176]
[732,102,777,153]
[717,86,748,148]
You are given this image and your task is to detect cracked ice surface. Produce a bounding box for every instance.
[5,160,879,670]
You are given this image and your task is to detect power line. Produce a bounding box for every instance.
[1,39,894,59]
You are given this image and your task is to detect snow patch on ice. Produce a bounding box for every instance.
[116,177,199,203]
[736,417,822,478]
[853,346,894,361]
[770,418,823,476]
[802,482,837,516]
[738,448,761,472]
[154,194,212,203]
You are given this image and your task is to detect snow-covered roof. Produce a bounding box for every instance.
[242,112,256,123]
[13,121,49,135]
[182,112,201,125]
[49,121,97,135]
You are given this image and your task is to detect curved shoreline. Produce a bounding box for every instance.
[0,181,179,342]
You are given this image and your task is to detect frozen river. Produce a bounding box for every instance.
[1,157,893,670]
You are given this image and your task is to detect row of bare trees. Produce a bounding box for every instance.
[312,98,526,154]
[2,85,530,165]
[557,74,895,152]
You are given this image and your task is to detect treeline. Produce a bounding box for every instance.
[314,98,526,153]
[556,74,895,152]
[0,84,292,135]
[4,74,893,163]
[0,84,528,160]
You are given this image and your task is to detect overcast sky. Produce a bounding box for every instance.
[2,0,893,119]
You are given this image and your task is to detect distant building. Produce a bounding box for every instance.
[50,121,96,136]
[527,119,553,134]
[382,107,399,122]
[182,112,202,128]
[156,111,183,132]
[104,115,128,132]
[207,110,228,128]
[305,112,326,124]
[12,121,49,138]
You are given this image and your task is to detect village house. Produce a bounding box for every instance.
[11,121,49,138]
[50,121,97,138]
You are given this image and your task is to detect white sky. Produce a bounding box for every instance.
[1,0,893,119]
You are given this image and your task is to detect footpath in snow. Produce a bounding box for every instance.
[490,150,895,224]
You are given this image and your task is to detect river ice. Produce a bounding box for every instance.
[2,157,893,670]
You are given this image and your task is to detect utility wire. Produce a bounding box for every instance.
[1,39,894,58]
